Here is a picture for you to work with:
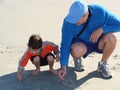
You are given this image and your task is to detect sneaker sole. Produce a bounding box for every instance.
[97,68,112,79]
[74,68,84,72]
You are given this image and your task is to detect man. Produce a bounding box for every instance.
[58,0,120,80]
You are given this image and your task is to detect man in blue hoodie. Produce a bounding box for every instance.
[58,0,120,80]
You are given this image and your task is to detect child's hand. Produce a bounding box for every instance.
[56,56,60,62]
[17,73,22,81]
[55,54,60,62]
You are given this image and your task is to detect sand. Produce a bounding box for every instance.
[0,0,120,90]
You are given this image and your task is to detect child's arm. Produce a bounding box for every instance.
[55,53,60,62]
[53,45,60,62]
[17,69,23,81]
[44,41,60,62]
[48,42,60,62]
[17,49,30,81]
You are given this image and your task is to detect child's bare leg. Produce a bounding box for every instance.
[47,55,58,75]
[32,56,40,75]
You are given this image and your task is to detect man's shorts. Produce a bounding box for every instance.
[72,37,103,58]
[31,53,55,66]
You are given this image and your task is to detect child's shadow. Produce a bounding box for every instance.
[0,67,109,90]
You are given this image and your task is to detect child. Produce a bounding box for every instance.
[17,34,60,81]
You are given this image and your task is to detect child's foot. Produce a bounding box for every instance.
[32,68,40,75]
[50,69,58,75]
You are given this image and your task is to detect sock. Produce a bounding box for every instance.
[99,61,107,65]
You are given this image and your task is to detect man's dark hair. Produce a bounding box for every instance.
[28,34,43,49]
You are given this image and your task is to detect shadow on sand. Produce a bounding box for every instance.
[0,67,108,90]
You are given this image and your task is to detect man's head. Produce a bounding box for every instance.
[65,0,88,24]
[28,34,43,50]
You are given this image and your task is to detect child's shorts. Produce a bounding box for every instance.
[72,37,103,58]
[31,53,55,66]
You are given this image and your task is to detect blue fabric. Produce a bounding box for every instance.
[72,37,103,58]
[60,4,120,66]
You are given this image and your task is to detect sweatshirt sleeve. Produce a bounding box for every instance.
[47,41,60,54]
[60,20,74,66]
[102,7,120,33]
[17,49,31,71]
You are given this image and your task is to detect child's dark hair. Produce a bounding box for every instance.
[28,34,43,49]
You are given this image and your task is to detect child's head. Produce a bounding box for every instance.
[28,34,43,49]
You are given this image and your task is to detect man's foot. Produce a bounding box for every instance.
[97,61,112,79]
[32,68,40,75]
[73,58,84,72]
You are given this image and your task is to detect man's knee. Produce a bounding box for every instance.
[71,42,87,58]
[104,33,117,45]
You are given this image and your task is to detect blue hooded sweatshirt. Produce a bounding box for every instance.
[60,4,120,66]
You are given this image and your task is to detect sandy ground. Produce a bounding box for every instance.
[0,0,120,90]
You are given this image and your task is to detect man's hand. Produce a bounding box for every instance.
[58,66,67,80]
[90,27,103,43]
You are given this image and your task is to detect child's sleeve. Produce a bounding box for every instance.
[48,41,60,55]
[17,49,31,71]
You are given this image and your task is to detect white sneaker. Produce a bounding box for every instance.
[97,61,112,79]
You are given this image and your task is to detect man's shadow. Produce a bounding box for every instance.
[0,67,109,90]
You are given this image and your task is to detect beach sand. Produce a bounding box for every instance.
[0,0,120,90]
